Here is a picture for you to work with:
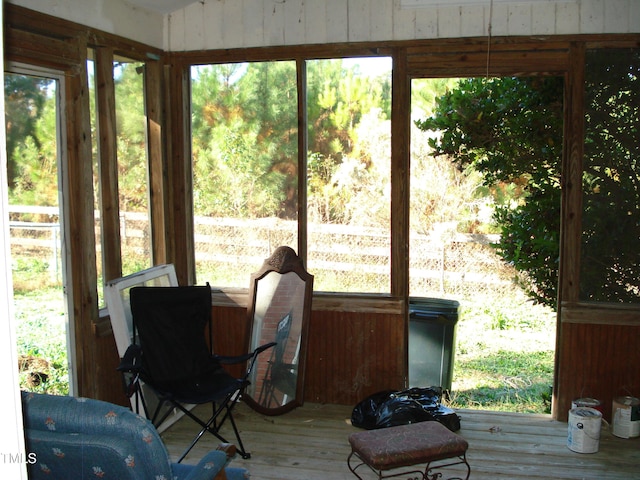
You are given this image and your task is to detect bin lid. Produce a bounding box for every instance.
[409,297,459,322]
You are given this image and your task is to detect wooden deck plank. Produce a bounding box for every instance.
[161,402,640,480]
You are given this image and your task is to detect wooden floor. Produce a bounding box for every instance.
[161,402,640,479]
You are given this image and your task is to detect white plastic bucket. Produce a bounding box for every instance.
[567,407,602,454]
[612,396,640,439]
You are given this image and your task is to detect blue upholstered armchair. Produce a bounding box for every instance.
[21,391,250,480]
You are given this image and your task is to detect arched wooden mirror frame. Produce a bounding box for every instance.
[244,246,314,415]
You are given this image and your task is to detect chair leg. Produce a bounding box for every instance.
[175,401,232,463]
[201,395,251,459]
[151,398,171,427]
[177,421,227,463]
[169,393,251,462]
[224,403,250,459]
[136,388,149,419]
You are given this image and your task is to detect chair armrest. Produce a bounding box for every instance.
[173,450,227,480]
[215,342,276,365]
[177,444,247,480]
[255,341,277,355]
[117,344,143,372]
[215,353,253,365]
[243,341,277,376]
[213,444,236,480]
[215,443,237,458]
[223,467,250,480]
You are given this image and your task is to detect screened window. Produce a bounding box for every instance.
[86,53,104,305]
[89,53,152,300]
[190,57,392,292]
[306,57,392,293]
[114,57,151,276]
[191,61,298,287]
[580,48,640,303]
[5,67,73,395]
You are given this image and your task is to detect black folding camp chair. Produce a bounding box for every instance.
[118,284,274,462]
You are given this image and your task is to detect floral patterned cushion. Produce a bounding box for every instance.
[21,391,249,480]
[348,421,468,471]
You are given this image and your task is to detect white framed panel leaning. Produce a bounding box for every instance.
[105,264,192,431]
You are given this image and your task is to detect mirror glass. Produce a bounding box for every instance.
[245,247,312,415]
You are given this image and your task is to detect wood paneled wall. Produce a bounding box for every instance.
[109,293,640,415]
[305,310,405,405]
[211,302,405,407]
[94,330,130,407]
[209,305,250,379]
[556,321,640,422]
[213,300,640,415]
[103,297,406,408]
[555,305,640,422]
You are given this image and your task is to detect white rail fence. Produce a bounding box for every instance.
[9,205,516,296]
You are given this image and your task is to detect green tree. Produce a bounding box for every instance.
[306,59,392,224]
[321,108,391,227]
[579,48,640,303]
[4,74,54,203]
[114,61,148,212]
[418,51,640,308]
[191,59,392,224]
[416,77,564,308]
[411,78,458,118]
[191,62,297,219]
[411,78,492,236]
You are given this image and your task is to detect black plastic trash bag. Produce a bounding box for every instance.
[351,389,396,430]
[351,386,461,432]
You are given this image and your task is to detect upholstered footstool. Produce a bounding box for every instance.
[347,421,470,480]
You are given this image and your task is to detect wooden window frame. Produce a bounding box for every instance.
[173,35,640,316]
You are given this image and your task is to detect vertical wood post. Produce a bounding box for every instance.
[66,34,99,397]
[165,58,195,285]
[145,59,169,265]
[554,41,585,420]
[391,47,410,387]
[95,46,122,282]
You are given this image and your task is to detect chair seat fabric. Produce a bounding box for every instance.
[348,421,468,470]
[155,369,244,404]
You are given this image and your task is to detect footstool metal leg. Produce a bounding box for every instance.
[347,451,368,480]
[461,452,471,480]
[424,452,470,480]
[349,450,430,480]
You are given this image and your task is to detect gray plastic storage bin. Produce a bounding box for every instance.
[408,297,459,392]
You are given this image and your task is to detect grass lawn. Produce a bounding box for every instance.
[14,286,69,395]
[450,291,555,413]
